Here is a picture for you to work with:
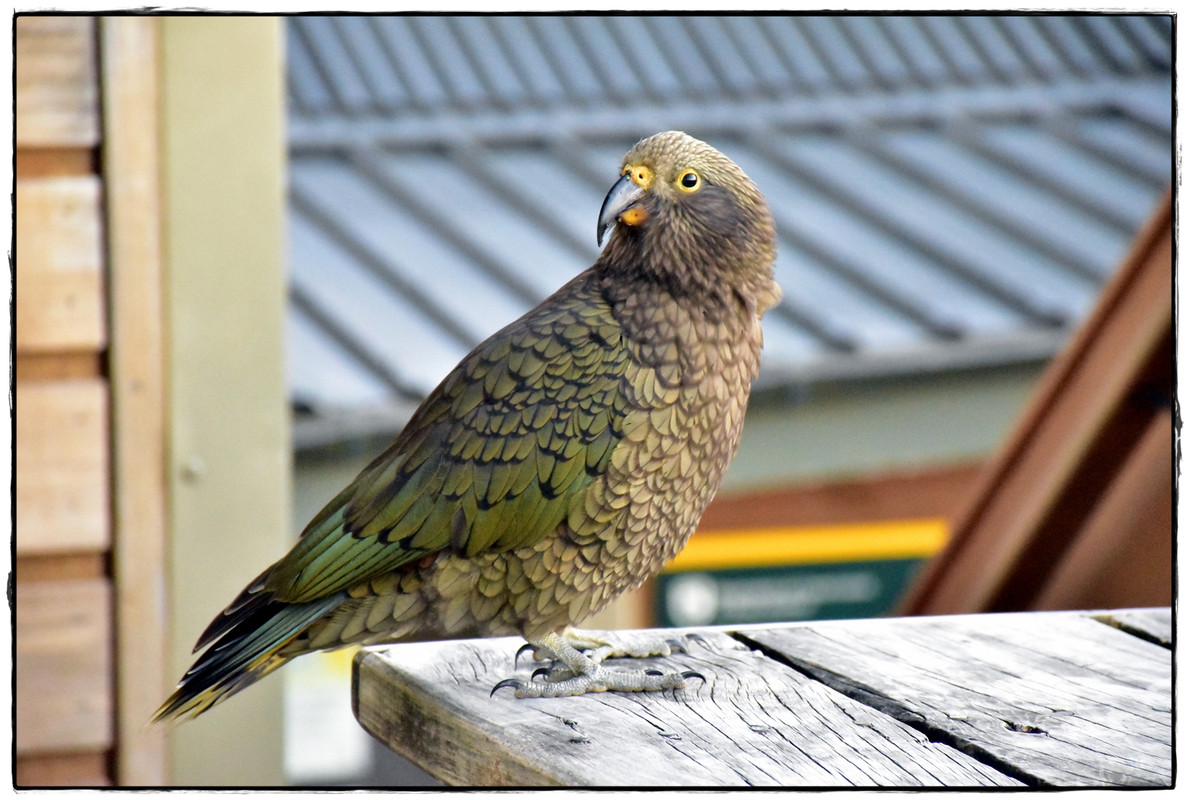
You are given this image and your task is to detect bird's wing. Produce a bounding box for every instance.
[266,276,631,605]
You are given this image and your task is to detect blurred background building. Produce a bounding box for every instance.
[13,13,1172,788]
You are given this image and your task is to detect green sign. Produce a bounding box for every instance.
[655,559,927,626]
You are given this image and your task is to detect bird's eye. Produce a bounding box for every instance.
[677,169,701,192]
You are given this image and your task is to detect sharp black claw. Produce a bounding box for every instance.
[680,670,706,683]
[666,638,687,654]
[531,666,552,681]
[491,678,522,697]
[515,642,538,666]
[645,669,663,676]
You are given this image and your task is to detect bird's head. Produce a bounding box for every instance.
[596,131,778,310]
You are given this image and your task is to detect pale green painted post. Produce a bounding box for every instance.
[161,16,289,786]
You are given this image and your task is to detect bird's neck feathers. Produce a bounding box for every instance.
[595,201,779,322]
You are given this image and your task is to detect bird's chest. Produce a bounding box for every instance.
[459,300,766,639]
[619,298,762,452]
[576,301,763,583]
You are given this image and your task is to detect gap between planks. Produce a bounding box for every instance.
[727,630,1047,788]
[1089,610,1172,650]
[729,611,1169,789]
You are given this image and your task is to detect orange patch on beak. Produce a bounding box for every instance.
[618,205,650,227]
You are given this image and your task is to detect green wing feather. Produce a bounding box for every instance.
[266,273,629,604]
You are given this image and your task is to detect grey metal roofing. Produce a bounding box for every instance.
[284,14,1173,448]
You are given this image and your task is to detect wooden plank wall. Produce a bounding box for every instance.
[15,16,114,786]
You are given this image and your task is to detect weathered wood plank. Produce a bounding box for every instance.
[15,379,111,554]
[1091,608,1172,648]
[739,612,1171,787]
[15,578,114,754]
[16,16,100,147]
[16,176,107,353]
[355,630,1021,787]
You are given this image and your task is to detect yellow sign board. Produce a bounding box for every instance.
[665,518,950,573]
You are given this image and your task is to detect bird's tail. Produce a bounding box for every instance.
[153,593,343,723]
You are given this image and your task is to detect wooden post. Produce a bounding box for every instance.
[101,16,170,786]
[158,17,289,786]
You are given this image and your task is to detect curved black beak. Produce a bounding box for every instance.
[597,172,648,247]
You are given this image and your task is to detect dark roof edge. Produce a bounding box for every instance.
[756,327,1067,395]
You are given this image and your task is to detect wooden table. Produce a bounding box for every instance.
[353,607,1171,787]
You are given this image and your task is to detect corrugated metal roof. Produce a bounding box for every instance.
[285,14,1173,448]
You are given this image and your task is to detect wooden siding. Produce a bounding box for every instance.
[15,15,113,787]
[15,379,110,555]
[14,176,106,352]
[15,16,100,147]
[15,580,115,754]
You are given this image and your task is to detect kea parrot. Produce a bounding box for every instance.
[155,130,780,721]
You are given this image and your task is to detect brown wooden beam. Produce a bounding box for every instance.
[1032,407,1173,611]
[901,190,1173,615]
[701,461,985,531]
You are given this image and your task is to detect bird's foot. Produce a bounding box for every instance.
[493,664,702,698]
[561,627,694,664]
[492,629,705,698]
